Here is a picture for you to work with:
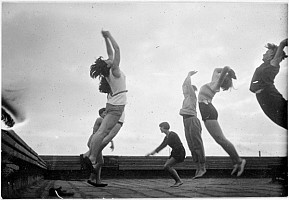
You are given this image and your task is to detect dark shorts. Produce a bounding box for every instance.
[199,102,218,121]
[169,146,186,163]
[256,87,288,129]
[106,103,125,118]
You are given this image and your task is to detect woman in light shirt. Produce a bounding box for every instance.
[198,66,246,177]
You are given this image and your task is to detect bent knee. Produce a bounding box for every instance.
[163,164,171,171]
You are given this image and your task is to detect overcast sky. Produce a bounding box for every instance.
[2,2,288,157]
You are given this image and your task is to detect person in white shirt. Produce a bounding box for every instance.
[83,30,127,184]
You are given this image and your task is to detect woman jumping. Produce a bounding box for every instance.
[198,66,246,177]
[250,38,288,129]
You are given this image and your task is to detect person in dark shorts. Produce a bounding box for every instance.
[250,38,288,129]
[198,66,246,177]
[146,122,186,187]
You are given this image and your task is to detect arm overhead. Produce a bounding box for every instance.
[104,37,113,61]
[216,66,231,88]
[183,71,197,95]
[271,38,288,67]
[102,30,121,78]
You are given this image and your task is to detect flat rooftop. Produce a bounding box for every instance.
[18,177,286,198]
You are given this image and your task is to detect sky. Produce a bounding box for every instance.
[2,2,288,157]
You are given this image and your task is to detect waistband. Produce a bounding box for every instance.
[110,90,128,97]
[182,114,194,119]
[198,99,212,104]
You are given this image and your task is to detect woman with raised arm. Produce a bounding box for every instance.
[83,30,127,183]
[198,66,246,177]
[180,71,206,179]
[250,39,288,129]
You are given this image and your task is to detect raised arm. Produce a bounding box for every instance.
[102,30,121,78]
[104,37,113,61]
[182,71,197,95]
[216,66,231,88]
[271,38,288,67]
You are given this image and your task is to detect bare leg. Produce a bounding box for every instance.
[101,123,122,149]
[88,123,122,183]
[89,113,120,163]
[92,124,122,184]
[89,152,104,183]
[204,120,242,165]
[164,157,183,186]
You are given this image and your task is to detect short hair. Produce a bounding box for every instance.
[98,108,106,116]
[266,43,288,61]
[159,122,170,130]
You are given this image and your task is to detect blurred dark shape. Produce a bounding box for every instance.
[1,108,15,127]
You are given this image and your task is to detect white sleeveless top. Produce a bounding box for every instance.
[106,68,127,105]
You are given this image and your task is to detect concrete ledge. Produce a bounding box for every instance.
[1,129,47,198]
[40,155,287,180]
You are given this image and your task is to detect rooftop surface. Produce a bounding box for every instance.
[18,177,286,198]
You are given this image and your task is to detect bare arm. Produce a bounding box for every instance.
[183,71,197,95]
[104,37,113,60]
[145,150,157,157]
[216,66,231,88]
[271,38,288,67]
[146,137,168,156]
[102,31,121,77]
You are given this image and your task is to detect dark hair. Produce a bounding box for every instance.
[90,57,110,78]
[221,75,233,91]
[90,57,111,94]
[159,122,170,130]
[266,43,288,61]
[221,69,236,91]
[98,108,106,116]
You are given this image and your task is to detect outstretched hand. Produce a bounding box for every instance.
[189,70,198,76]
